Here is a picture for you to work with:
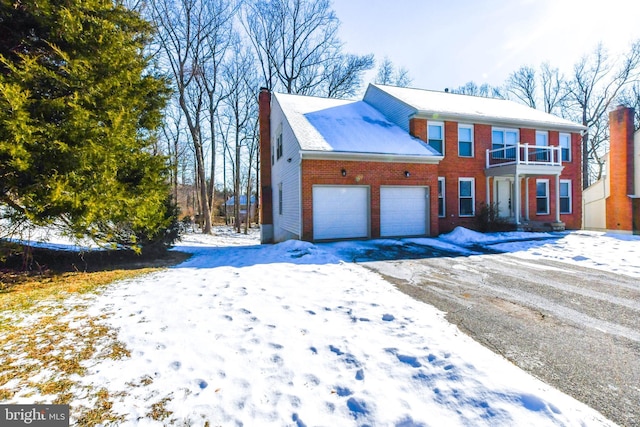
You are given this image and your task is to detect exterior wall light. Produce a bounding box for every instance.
[404,171,410,178]
[341,168,347,177]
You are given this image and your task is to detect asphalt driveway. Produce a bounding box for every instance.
[337,239,640,427]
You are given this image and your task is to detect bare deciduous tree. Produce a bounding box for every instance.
[619,82,640,130]
[243,0,373,97]
[374,57,412,87]
[540,62,567,114]
[564,41,640,187]
[222,40,259,233]
[451,81,505,98]
[507,65,537,108]
[151,0,236,233]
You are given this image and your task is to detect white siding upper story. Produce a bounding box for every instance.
[362,84,417,133]
[270,95,303,241]
[364,84,586,133]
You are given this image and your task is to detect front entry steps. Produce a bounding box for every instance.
[518,221,565,232]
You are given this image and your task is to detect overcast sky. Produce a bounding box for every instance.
[332,0,640,93]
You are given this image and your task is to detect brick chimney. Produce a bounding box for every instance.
[606,105,635,231]
[259,87,274,243]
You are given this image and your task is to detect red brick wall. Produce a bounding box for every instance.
[409,118,427,141]
[560,132,583,229]
[300,159,439,241]
[434,122,490,233]
[606,106,634,231]
[520,128,536,145]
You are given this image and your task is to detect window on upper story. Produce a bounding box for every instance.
[535,130,549,161]
[459,178,475,217]
[560,180,572,214]
[276,132,283,160]
[536,179,549,215]
[428,121,444,155]
[438,177,445,217]
[458,124,474,157]
[491,128,518,159]
[559,133,571,162]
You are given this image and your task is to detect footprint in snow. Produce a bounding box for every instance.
[169,361,181,370]
[382,314,395,321]
[386,348,422,368]
[346,397,370,420]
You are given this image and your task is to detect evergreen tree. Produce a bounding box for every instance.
[0,0,177,252]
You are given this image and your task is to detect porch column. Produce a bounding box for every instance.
[514,174,521,224]
[555,174,561,223]
[525,177,530,221]
[486,177,491,207]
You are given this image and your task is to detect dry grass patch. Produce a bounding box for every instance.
[0,247,190,425]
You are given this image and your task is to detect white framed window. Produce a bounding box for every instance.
[278,183,283,215]
[491,127,518,159]
[536,179,549,215]
[276,132,283,160]
[560,179,572,214]
[459,178,475,217]
[559,133,571,162]
[458,124,474,157]
[535,130,549,161]
[428,121,444,155]
[438,177,445,217]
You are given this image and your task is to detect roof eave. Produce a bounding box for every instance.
[411,111,587,133]
[300,150,443,164]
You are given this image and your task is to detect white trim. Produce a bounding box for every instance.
[428,121,445,156]
[458,123,474,157]
[535,130,549,146]
[438,177,446,218]
[458,177,475,217]
[560,179,572,214]
[559,132,571,162]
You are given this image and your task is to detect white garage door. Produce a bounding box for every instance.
[380,186,429,237]
[313,186,369,240]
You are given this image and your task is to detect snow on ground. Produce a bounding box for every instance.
[484,230,640,278]
[54,227,632,426]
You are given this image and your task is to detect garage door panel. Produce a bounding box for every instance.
[313,186,368,240]
[380,187,428,237]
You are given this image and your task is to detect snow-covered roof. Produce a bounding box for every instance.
[273,92,441,158]
[367,84,586,132]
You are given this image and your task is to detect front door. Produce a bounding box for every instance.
[496,179,512,218]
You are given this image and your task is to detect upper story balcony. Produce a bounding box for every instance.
[485,144,563,177]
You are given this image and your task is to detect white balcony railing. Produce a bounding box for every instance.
[486,144,562,169]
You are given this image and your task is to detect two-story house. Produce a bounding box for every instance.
[259,84,585,243]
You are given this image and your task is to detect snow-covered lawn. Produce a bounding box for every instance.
[7,226,638,425]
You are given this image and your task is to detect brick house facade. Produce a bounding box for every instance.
[259,84,585,243]
[584,106,640,234]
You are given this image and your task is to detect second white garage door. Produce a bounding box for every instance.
[313,186,369,240]
[380,186,429,237]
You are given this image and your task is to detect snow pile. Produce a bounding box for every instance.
[440,226,551,247]
[65,229,614,426]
